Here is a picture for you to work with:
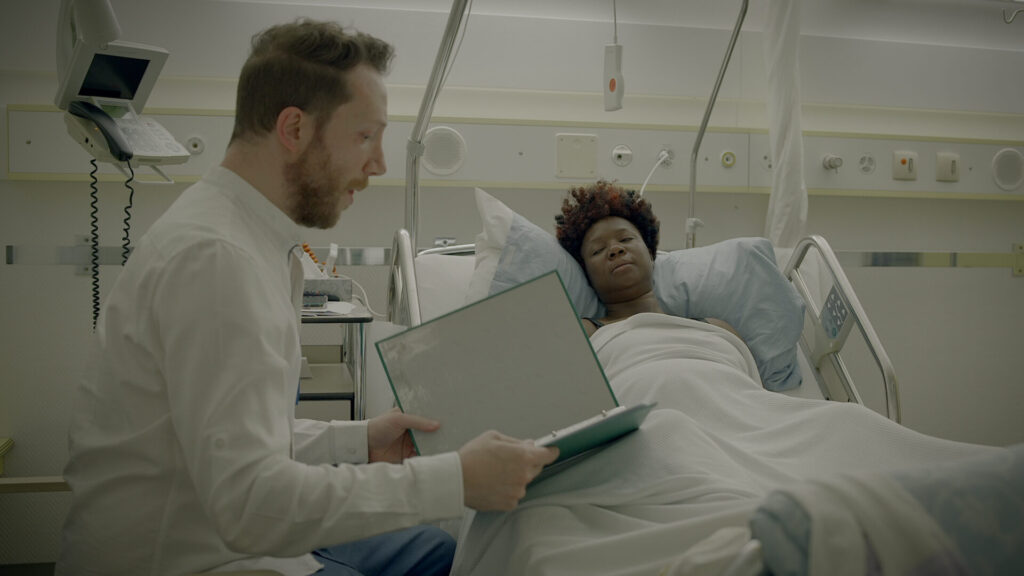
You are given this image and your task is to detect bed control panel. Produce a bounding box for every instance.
[821,285,853,343]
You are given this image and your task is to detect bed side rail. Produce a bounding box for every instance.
[784,235,901,422]
[416,243,476,257]
[387,229,422,327]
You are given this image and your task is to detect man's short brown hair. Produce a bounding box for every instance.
[230,19,394,143]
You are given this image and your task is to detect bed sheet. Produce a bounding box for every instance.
[450,314,997,576]
[413,252,826,401]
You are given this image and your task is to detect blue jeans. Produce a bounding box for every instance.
[313,525,455,576]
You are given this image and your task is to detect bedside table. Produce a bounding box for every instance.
[300,301,374,420]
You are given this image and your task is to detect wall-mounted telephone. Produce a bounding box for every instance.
[65,100,190,166]
[56,0,195,328]
[56,0,190,170]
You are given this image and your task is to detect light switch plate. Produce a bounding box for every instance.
[936,152,960,182]
[893,150,918,181]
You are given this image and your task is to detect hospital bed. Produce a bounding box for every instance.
[387,225,900,421]
[383,219,1020,576]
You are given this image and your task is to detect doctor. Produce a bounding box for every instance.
[57,19,557,576]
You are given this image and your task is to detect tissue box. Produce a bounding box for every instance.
[303,277,353,302]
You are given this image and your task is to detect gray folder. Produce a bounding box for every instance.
[375,271,653,472]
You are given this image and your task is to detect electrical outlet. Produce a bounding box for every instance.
[858,154,876,175]
[611,144,633,167]
[659,146,674,168]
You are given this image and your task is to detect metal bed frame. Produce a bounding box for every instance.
[785,235,901,422]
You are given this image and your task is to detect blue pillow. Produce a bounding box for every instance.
[653,238,805,391]
[468,188,805,391]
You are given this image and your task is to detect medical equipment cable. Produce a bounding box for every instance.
[121,163,135,265]
[89,159,101,330]
[639,150,671,196]
[346,276,386,319]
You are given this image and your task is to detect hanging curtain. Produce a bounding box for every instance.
[763,0,807,249]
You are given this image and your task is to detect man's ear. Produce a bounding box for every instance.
[275,106,311,156]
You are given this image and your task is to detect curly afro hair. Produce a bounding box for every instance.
[555,180,660,264]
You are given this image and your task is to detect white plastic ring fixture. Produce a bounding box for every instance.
[992,148,1024,191]
[721,150,737,168]
[422,126,467,176]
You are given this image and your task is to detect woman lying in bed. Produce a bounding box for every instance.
[450,183,1020,576]
[554,179,741,339]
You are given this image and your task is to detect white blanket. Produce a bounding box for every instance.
[450,314,996,576]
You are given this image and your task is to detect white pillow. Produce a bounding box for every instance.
[415,253,476,321]
[468,188,805,392]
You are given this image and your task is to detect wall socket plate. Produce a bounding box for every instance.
[936,152,960,182]
[893,150,918,181]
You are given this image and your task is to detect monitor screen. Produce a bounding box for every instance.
[78,54,150,101]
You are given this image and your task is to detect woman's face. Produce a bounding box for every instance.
[581,216,655,305]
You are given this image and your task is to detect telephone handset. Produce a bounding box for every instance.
[68,100,133,162]
[64,100,190,166]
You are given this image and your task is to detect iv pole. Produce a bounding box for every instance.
[686,0,749,248]
[405,0,471,251]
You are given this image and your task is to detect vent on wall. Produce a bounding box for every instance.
[422,126,467,176]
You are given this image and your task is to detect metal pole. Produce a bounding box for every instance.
[687,0,749,248]
[405,0,471,250]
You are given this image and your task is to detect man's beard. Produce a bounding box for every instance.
[285,140,352,230]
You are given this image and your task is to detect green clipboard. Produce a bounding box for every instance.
[532,402,656,481]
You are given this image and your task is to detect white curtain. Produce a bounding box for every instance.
[763,0,807,249]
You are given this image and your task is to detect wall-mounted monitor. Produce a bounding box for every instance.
[55,38,168,112]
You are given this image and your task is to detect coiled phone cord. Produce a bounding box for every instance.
[121,163,135,265]
[89,159,101,331]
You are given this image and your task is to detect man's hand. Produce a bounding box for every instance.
[367,408,440,463]
[458,430,559,512]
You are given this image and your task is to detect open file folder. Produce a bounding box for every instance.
[376,271,654,476]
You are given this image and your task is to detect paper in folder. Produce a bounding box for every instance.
[375,270,654,478]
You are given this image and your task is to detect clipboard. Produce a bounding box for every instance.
[375,271,653,478]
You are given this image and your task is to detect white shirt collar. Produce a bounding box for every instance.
[204,165,304,255]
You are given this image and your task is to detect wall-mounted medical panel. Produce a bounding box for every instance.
[404,121,751,191]
[8,106,1022,199]
[750,132,1024,198]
